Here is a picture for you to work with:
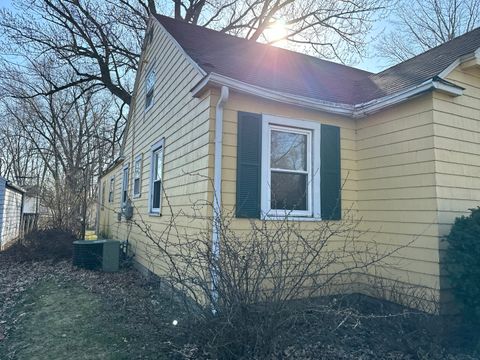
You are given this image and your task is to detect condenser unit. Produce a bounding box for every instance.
[73,239,120,272]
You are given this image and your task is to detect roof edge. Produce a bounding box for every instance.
[153,15,207,77]
[354,78,464,118]
[191,72,355,116]
[192,72,464,118]
[101,156,125,178]
[5,181,26,194]
[438,47,480,79]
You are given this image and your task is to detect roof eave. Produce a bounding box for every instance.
[191,72,355,116]
[192,72,464,119]
[354,78,464,118]
[438,47,480,78]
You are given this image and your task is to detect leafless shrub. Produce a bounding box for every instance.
[110,186,442,359]
[2,228,76,262]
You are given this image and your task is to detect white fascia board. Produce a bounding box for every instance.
[191,72,355,116]
[354,79,464,118]
[438,48,480,78]
[192,73,464,119]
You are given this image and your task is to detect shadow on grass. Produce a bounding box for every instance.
[1,279,170,360]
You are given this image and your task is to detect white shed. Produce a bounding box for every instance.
[0,177,25,250]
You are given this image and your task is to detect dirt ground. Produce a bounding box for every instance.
[0,254,478,360]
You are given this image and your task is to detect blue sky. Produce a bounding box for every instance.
[0,0,390,72]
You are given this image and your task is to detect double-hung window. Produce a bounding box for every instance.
[261,116,321,219]
[133,154,142,198]
[149,139,164,214]
[121,164,129,206]
[145,68,155,110]
[108,177,115,203]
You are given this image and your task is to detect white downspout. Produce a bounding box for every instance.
[211,85,229,312]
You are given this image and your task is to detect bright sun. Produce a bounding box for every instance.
[264,19,288,45]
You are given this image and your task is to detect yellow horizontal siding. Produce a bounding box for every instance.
[433,67,480,239]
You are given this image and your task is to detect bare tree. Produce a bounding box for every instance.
[0,0,386,110]
[377,0,480,64]
[1,66,118,234]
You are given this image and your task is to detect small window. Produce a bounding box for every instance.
[261,116,321,219]
[133,154,142,197]
[121,164,129,206]
[149,139,164,214]
[108,177,115,203]
[145,68,155,109]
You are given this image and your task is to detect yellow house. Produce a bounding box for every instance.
[98,15,480,310]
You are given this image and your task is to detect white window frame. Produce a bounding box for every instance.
[145,67,155,110]
[108,176,115,203]
[261,115,321,220]
[148,138,165,215]
[101,181,106,209]
[132,154,143,198]
[121,163,130,207]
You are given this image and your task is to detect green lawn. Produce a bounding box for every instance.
[1,279,170,360]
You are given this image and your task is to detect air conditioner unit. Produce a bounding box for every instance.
[73,239,120,272]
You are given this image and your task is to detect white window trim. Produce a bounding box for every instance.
[261,114,321,220]
[121,163,130,207]
[148,138,165,216]
[145,66,156,111]
[132,154,143,198]
[101,181,106,209]
[108,176,115,203]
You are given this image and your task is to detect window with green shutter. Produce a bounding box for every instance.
[236,112,341,220]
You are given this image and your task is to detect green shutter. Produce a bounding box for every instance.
[236,111,262,218]
[321,124,341,220]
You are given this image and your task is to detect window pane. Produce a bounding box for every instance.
[146,71,155,91]
[146,91,153,108]
[271,130,307,171]
[152,180,161,209]
[154,149,163,180]
[134,159,141,178]
[270,172,307,211]
[134,178,140,195]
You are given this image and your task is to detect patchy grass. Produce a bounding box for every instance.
[2,280,166,360]
[0,258,185,360]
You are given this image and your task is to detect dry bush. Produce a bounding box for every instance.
[120,192,439,359]
[2,228,76,262]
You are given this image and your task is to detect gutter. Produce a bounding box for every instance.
[192,73,355,116]
[191,73,464,119]
[353,77,464,118]
[211,85,229,312]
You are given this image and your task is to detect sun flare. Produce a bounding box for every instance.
[264,19,288,45]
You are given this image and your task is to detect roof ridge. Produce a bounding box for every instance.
[154,14,373,75]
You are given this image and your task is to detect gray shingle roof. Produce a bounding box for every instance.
[155,14,480,105]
